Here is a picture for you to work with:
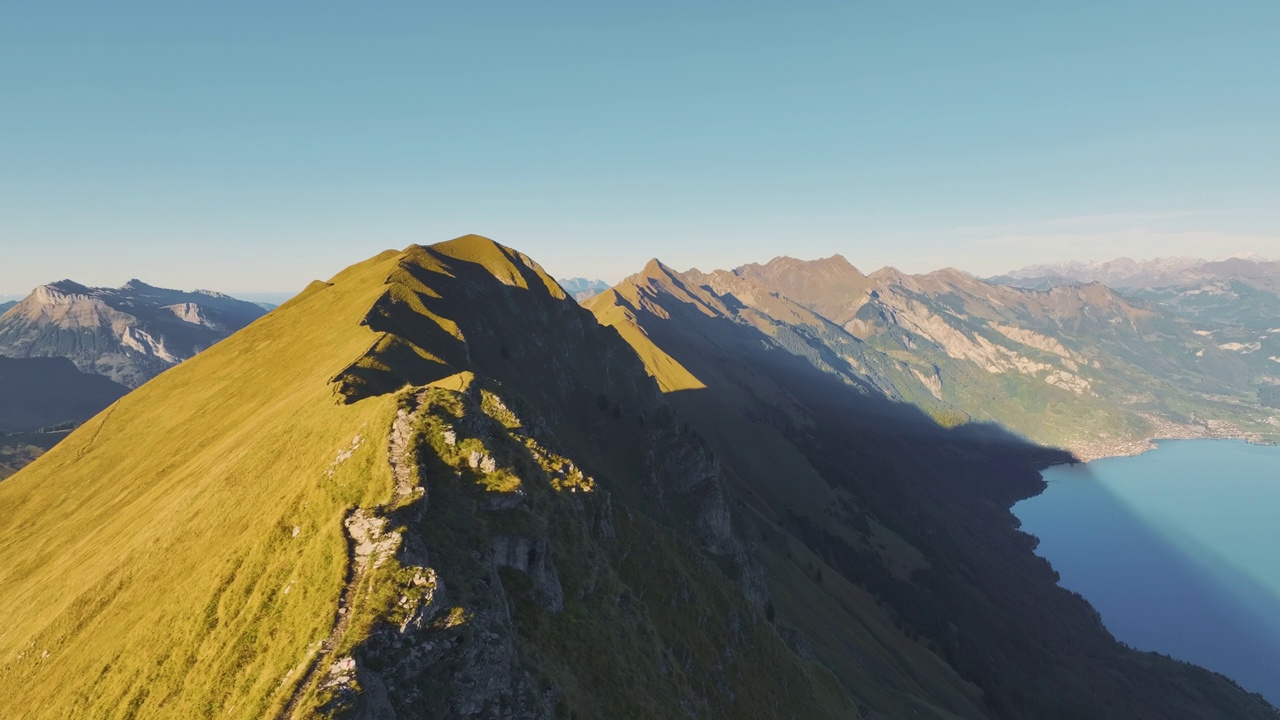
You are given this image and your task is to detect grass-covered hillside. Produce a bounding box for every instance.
[0,249,409,718]
[1,236,933,719]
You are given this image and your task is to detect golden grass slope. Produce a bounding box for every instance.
[0,249,410,719]
[585,262,706,393]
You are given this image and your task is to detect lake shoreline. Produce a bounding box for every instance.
[1060,414,1275,464]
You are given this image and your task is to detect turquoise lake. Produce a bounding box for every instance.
[1013,439,1280,704]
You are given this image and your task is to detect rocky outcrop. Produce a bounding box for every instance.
[306,359,828,719]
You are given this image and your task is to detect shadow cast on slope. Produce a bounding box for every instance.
[624,282,1276,719]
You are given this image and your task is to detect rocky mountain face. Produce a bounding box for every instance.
[994,255,1280,421]
[731,254,876,324]
[708,256,1279,459]
[555,277,610,302]
[0,279,266,387]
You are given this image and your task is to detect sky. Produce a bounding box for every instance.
[1,1,1278,295]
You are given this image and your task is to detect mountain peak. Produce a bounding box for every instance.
[745,253,866,277]
[407,235,566,300]
[728,255,874,324]
[428,232,503,256]
[640,257,676,279]
[816,253,862,274]
[121,278,154,291]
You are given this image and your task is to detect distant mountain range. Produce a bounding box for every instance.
[557,276,610,302]
[597,253,1276,460]
[1,239,1276,718]
[992,256,1280,411]
[0,278,267,388]
[990,254,1280,292]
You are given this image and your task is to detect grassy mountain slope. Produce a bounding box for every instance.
[1126,281,1280,398]
[589,263,1277,719]
[0,237,860,719]
[0,250,405,718]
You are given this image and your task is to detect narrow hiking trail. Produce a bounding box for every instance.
[278,398,426,719]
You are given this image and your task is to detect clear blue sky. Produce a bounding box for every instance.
[1,1,1277,295]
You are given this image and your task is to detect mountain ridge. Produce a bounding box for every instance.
[0,237,860,719]
[703,254,1277,459]
[590,258,1276,718]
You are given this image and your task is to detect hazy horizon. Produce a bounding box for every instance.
[0,244,1275,300]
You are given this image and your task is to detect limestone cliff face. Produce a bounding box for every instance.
[0,279,265,387]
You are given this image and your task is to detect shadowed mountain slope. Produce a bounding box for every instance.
[0,279,266,387]
[0,356,128,434]
[4,237,1273,719]
[0,356,130,480]
[589,261,1278,719]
